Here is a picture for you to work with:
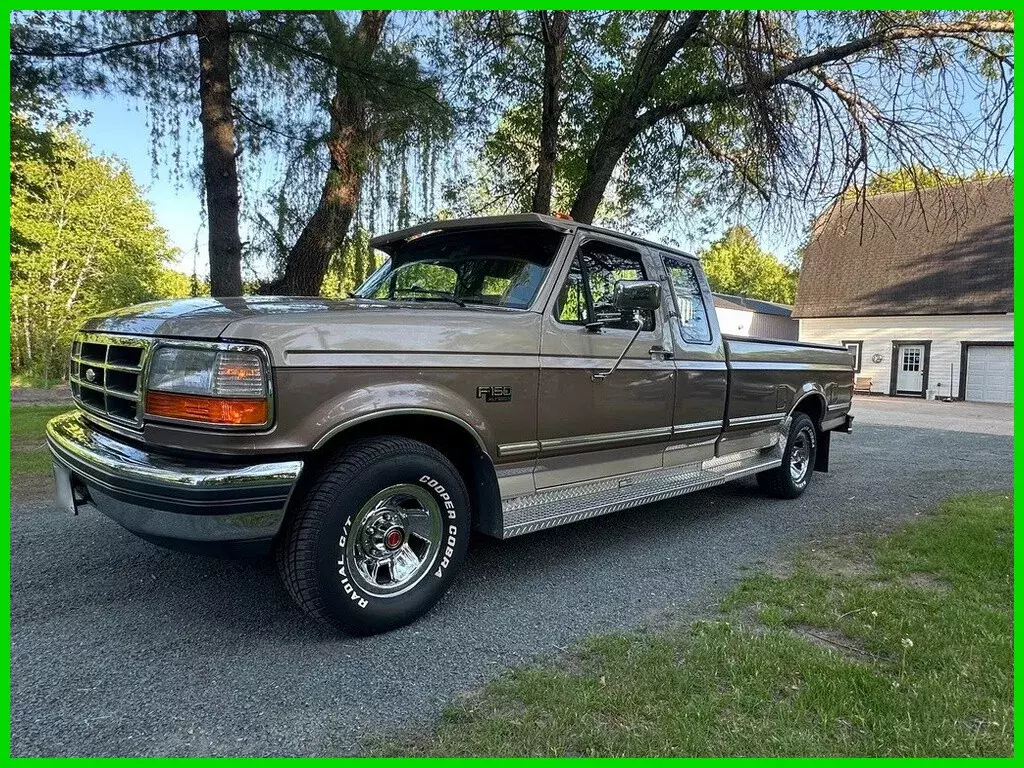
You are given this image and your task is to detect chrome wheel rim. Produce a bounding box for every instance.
[789,428,813,484]
[343,483,442,598]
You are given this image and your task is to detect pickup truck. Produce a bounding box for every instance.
[47,214,854,635]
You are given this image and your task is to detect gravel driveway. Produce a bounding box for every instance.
[11,420,1012,756]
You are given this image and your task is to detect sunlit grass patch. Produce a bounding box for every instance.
[382,493,1012,757]
[10,405,69,480]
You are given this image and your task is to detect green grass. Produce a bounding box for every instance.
[10,405,70,478]
[382,493,1013,757]
[11,372,67,390]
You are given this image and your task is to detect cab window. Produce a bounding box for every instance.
[555,240,655,331]
[663,255,712,343]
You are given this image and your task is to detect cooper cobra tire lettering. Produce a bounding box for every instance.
[421,474,459,577]
[421,474,458,520]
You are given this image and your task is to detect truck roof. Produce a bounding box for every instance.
[369,213,698,261]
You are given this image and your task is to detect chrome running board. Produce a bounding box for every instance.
[499,423,787,539]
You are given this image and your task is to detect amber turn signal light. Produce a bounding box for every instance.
[145,391,268,426]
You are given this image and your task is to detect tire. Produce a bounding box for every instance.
[276,436,470,635]
[757,412,817,499]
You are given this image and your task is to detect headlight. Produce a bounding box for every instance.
[144,343,271,427]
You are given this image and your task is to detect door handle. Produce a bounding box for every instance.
[648,345,673,360]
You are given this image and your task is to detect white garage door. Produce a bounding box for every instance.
[965,345,1013,403]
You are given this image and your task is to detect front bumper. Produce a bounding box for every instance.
[46,411,303,556]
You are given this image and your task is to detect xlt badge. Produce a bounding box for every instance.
[477,385,512,403]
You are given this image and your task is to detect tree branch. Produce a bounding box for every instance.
[11,28,194,58]
[682,120,771,202]
[640,19,1014,126]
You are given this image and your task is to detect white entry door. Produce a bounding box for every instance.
[966,345,1013,403]
[896,344,925,394]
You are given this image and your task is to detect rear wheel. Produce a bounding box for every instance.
[757,412,817,499]
[276,437,470,635]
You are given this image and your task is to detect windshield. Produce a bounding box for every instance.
[354,227,564,309]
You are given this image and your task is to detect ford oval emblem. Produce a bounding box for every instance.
[85,368,96,383]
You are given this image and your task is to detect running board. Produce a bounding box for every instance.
[499,429,787,539]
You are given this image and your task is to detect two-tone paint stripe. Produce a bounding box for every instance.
[498,419,731,457]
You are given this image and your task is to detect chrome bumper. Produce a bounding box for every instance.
[46,411,303,556]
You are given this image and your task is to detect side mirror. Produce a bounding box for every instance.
[592,280,663,382]
[614,280,661,311]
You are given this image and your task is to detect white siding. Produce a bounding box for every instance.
[799,314,1013,398]
[716,307,754,336]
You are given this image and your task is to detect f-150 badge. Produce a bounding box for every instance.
[477,385,512,403]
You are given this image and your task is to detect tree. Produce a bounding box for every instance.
[319,227,385,298]
[853,165,1005,195]
[531,11,570,215]
[12,10,451,297]
[10,130,182,380]
[11,10,244,295]
[699,225,797,304]
[262,11,390,296]
[433,11,582,218]
[453,11,1013,233]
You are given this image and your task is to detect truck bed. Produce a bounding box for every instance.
[721,334,855,439]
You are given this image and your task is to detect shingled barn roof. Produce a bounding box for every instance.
[793,177,1013,318]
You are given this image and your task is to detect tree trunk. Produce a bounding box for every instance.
[569,120,639,224]
[195,10,243,297]
[531,11,569,215]
[568,11,707,224]
[269,11,388,296]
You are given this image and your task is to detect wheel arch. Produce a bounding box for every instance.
[300,409,502,537]
[788,389,827,428]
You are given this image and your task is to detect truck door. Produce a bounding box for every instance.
[535,234,675,489]
[659,253,729,467]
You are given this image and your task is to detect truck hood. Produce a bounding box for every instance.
[81,296,384,338]
[82,297,541,363]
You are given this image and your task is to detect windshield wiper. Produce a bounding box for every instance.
[394,287,466,307]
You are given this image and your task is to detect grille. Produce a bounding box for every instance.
[70,333,152,426]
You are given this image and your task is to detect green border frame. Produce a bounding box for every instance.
[2,4,1018,761]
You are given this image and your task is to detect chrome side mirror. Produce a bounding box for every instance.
[614,280,661,311]
[592,280,662,382]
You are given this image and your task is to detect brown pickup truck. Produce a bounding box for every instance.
[47,214,853,635]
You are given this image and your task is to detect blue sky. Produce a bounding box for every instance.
[70,92,208,275]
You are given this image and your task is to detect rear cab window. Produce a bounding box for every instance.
[662,254,712,344]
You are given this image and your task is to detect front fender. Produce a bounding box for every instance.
[278,374,494,456]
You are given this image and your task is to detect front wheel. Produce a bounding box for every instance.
[757,412,817,499]
[276,437,470,635]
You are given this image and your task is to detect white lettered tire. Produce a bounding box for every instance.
[276,437,470,635]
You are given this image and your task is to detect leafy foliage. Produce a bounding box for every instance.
[10,130,184,381]
[443,10,1013,236]
[10,10,452,291]
[700,225,798,304]
[319,227,385,298]
[9,10,1014,297]
[852,165,1006,196]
